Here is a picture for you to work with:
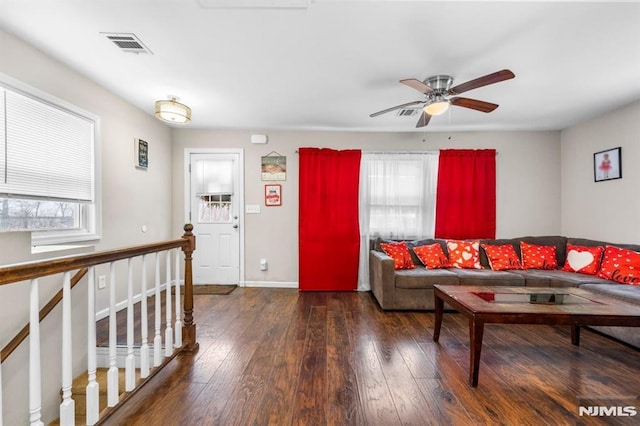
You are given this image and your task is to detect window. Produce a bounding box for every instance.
[0,73,101,246]
[357,151,439,291]
[359,152,439,240]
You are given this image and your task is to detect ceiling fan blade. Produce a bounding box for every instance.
[449,69,515,95]
[400,78,434,94]
[451,97,499,113]
[416,111,432,128]
[369,100,423,117]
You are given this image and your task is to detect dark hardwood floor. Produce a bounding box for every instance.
[102,287,640,425]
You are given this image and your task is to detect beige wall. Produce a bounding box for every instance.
[561,100,640,242]
[172,129,562,285]
[0,30,174,424]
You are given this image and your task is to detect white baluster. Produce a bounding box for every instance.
[174,248,182,348]
[165,251,173,357]
[86,268,99,425]
[29,279,43,426]
[107,263,119,407]
[154,253,162,366]
[125,259,135,391]
[60,272,75,425]
[140,254,150,378]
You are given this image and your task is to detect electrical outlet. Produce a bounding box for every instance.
[98,275,106,289]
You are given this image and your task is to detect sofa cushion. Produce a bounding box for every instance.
[509,270,551,287]
[413,243,450,269]
[448,268,525,286]
[482,243,523,271]
[597,245,640,285]
[561,244,604,275]
[394,268,459,289]
[580,283,640,306]
[446,240,481,269]
[520,241,558,270]
[515,270,612,288]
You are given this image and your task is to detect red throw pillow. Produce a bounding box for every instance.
[561,244,604,275]
[481,244,523,271]
[446,240,481,269]
[520,241,558,270]
[597,245,640,285]
[380,241,415,270]
[413,244,450,269]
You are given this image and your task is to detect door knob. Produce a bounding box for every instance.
[233,224,239,229]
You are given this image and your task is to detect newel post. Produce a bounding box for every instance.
[181,223,199,352]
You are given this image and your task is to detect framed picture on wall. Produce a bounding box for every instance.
[594,147,621,182]
[265,184,282,206]
[261,153,286,181]
[135,138,149,169]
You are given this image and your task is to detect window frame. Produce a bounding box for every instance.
[0,72,102,247]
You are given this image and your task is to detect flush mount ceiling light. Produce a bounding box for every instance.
[154,97,191,124]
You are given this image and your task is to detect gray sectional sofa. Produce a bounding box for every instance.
[369,235,640,348]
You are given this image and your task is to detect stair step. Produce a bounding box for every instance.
[50,367,143,424]
[71,367,135,395]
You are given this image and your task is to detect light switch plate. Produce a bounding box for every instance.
[246,204,261,214]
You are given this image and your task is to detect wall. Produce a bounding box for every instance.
[561,100,640,242]
[172,129,561,285]
[0,30,174,424]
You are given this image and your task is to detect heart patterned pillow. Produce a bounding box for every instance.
[482,244,523,271]
[561,244,603,275]
[597,245,640,285]
[446,240,481,269]
[380,241,415,270]
[413,243,450,269]
[520,241,558,270]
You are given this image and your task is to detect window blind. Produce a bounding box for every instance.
[0,87,95,202]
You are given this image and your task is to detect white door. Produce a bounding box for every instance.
[188,152,242,285]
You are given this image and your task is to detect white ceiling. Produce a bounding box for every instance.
[1,0,639,132]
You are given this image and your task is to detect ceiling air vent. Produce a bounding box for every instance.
[101,33,153,54]
[397,108,420,117]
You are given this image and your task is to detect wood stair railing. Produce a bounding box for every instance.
[0,223,198,425]
[1,268,88,362]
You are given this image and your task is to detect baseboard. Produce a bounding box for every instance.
[241,281,299,289]
[95,281,174,321]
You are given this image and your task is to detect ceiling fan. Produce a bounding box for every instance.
[370,69,515,127]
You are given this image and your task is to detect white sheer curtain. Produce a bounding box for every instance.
[358,152,439,290]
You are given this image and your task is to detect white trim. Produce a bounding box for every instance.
[242,280,298,289]
[184,148,245,285]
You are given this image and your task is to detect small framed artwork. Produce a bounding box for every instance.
[261,153,286,181]
[594,147,621,182]
[135,138,149,169]
[265,184,282,206]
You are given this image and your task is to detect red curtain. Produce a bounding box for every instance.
[299,148,361,291]
[434,149,496,239]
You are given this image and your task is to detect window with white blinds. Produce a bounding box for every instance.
[0,88,95,202]
[0,73,100,245]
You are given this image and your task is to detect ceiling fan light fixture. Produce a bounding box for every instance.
[424,97,450,116]
[155,97,191,124]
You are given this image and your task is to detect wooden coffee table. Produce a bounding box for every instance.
[432,284,640,387]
